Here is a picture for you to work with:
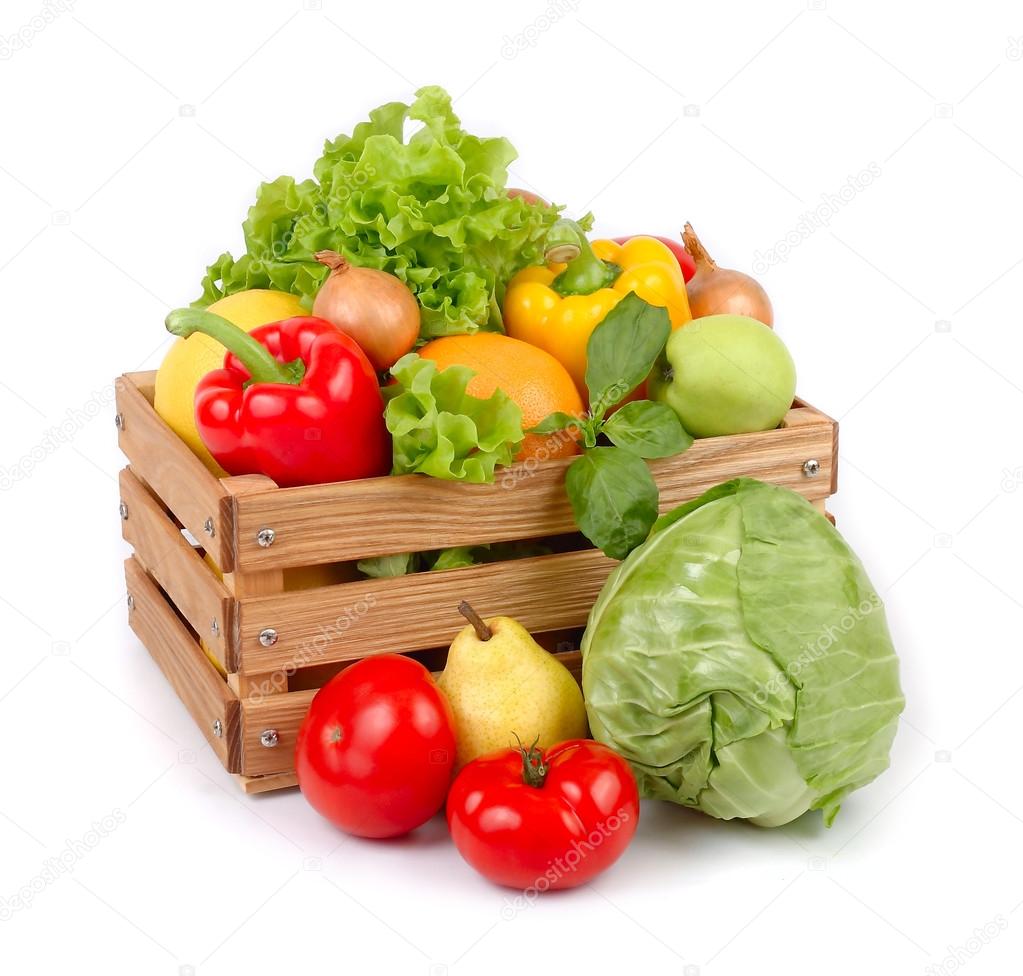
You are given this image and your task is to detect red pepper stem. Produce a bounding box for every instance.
[165,308,305,386]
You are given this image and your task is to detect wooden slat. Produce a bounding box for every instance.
[236,772,298,794]
[231,406,837,571]
[221,476,284,691]
[236,548,617,675]
[124,557,240,772]
[120,468,234,666]
[116,372,233,570]
[241,690,316,777]
[238,649,583,780]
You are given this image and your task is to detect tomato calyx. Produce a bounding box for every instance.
[514,734,548,789]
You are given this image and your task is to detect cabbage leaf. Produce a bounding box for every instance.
[582,479,904,827]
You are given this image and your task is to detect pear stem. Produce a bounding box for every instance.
[457,601,492,641]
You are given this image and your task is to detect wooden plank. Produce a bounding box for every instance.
[231,406,837,571]
[116,372,233,571]
[221,477,284,696]
[124,557,240,773]
[131,369,157,401]
[120,468,233,666]
[236,772,298,795]
[236,548,617,675]
[238,649,583,782]
[241,690,316,777]
[830,417,840,496]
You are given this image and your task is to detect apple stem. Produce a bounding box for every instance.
[457,601,492,641]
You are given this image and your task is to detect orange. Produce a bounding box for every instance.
[418,333,585,461]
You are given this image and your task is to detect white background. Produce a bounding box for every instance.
[1,1,1021,973]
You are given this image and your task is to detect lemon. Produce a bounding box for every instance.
[154,290,307,474]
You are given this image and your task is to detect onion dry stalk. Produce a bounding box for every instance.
[313,251,421,371]
[682,224,773,327]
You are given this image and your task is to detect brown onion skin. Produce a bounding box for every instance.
[682,223,774,327]
[313,251,420,371]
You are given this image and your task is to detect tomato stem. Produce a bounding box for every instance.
[514,734,548,788]
[458,601,492,641]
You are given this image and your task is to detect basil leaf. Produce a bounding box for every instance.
[584,293,671,415]
[528,411,582,435]
[603,400,694,459]
[565,447,659,560]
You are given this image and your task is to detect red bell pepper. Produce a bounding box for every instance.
[165,309,391,487]
[612,235,696,281]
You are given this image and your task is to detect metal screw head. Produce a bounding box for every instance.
[258,628,278,647]
[126,593,135,610]
[203,517,215,537]
[119,500,129,520]
[114,413,125,431]
[212,719,223,738]
[802,458,821,478]
[256,527,276,548]
[260,729,279,748]
[210,618,220,638]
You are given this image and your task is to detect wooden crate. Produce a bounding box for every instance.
[115,370,838,794]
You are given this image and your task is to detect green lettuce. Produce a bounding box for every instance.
[385,353,523,482]
[582,479,904,827]
[357,541,551,579]
[195,86,560,338]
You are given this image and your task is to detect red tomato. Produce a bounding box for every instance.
[612,234,697,281]
[446,739,639,891]
[507,187,549,207]
[295,655,456,839]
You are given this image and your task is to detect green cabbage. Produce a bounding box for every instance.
[195,86,560,338]
[581,479,904,827]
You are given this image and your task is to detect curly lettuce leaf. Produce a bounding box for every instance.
[357,541,552,579]
[385,353,523,482]
[196,86,561,337]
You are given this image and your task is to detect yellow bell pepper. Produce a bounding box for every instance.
[503,220,691,397]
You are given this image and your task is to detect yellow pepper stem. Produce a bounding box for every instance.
[545,219,619,297]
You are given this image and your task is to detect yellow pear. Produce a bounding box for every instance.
[438,602,588,769]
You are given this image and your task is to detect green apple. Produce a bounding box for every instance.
[648,314,796,437]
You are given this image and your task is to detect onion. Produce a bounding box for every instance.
[682,223,773,327]
[312,251,420,371]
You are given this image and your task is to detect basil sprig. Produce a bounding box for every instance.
[529,293,693,559]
